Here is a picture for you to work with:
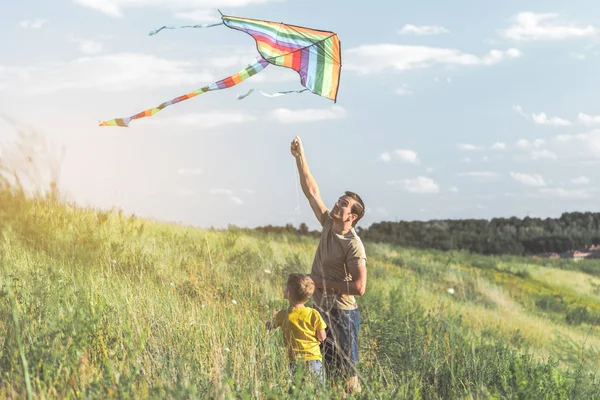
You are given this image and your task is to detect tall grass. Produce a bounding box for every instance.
[1,120,600,398]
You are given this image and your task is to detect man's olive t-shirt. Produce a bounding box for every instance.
[310,210,367,311]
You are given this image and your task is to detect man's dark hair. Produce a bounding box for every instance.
[344,191,365,227]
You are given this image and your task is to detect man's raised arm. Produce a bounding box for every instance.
[290,136,327,225]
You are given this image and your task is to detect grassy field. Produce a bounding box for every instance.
[1,187,600,399]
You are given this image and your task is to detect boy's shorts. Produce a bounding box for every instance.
[319,307,360,379]
[289,360,325,382]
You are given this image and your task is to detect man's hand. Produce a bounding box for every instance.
[310,266,366,296]
[290,136,304,159]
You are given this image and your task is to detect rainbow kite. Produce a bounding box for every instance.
[99,12,342,127]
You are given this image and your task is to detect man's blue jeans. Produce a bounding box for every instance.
[319,307,360,379]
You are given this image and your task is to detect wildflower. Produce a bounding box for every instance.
[264,269,271,274]
[232,299,238,305]
[447,288,455,295]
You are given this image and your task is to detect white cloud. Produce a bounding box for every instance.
[379,152,391,162]
[395,85,413,95]
[500,12,597,41]
[510,172,546,187]
[395,149,419,163]
[532,112,572,126]
[371,207,388,216]
[178,168,203,175]
[208,54,259,69]
[148,112,257,129]
[514,106,571,126]
[174,187,196,196]
[516,139,528,149]
[571,176,590,185]
[72,0,272,18]
[457,143,482,151]
[0,66,35,89]
[380,149,419,164]
[1,53,214,94]
[553,130,600,158]
[398,24,449,36]
[530,149,557,160]
[208,188,244,204]
[578,113,600,126]
[492,142,506,150]
[457,171,499,180]
[534,188,592,199]
[516,130,600,161]
[230,196,244,205]
[434,76,452,83]
[19,19,48,29]
[513,104,528,119]
[571,52,586,60]
[209,188,233,195]
[345,45,520,74]
[268,106,346,124]
[516,138,545,149]
[388,176,439,194]
[174,9,220,22]
[72,38,104,54]
[449,186,459,192]
[513,138,557,160]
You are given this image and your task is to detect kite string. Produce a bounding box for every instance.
[237,88,308,100]
[293,157,300,213]
[149,22,224,36]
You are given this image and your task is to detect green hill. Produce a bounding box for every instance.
[1,187,600,399]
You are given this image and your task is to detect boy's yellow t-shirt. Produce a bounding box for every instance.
[274,306,327,362]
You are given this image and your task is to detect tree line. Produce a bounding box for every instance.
[251,212,600,256]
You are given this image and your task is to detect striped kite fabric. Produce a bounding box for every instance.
[99,13,341,127]
[221,15,341,102]
[99,57,269,127]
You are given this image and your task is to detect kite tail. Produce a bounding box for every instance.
[237,88,309,100]
[149,22,224,36]
[99,56,269,127]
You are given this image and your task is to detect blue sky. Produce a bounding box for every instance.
[2,0,600,230]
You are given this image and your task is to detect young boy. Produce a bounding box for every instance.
[268,273,327,380]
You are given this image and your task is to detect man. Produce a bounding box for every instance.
[290,136,367,393]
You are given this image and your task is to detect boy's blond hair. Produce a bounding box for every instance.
[287,274,315,303]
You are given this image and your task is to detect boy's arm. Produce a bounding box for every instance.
[266,310,281,330]
[314,310,327,341]
[316,329,326,341]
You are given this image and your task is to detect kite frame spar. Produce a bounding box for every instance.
[99,11,342,127]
